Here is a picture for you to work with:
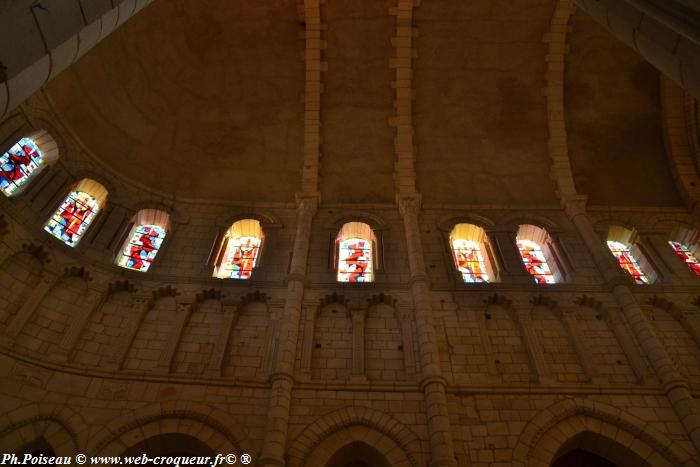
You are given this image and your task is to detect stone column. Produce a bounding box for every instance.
[398,196,456,467]
[486,229,532,284]
[0,0,155,120]
[566,199,700,449]
[614,285,700,450]
[258,196,317,467]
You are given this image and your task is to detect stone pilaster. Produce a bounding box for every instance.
[350,308,368,382]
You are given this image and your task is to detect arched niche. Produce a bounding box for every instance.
[365,302,404,382]
[123,295,177,371]
[550,432,650,467]
[14,437,56,455]
[529,304,586,383]
[173,298,224,375]
[73,289,135,368]
[0,417,79,456]
[222,300,273,380]
[572,305,637,385]
[649,304,700,388]
[123,433,213,456]
[14,273,88,356]
[0,251,43,332]
[325,441,392,467]
[513,399,695,467]
[311,302,352,381]
[292,426,416,467]
[484,303,531,383]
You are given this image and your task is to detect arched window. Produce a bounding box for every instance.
[449,223,493,283]
[668,228,700,276]
[44,178,107,248]
[336,222,375,283]
[0,131,58,197]
[213,219,263,280]
[606,226,653,284]
[516,224,559,284]
[116,209,171,272]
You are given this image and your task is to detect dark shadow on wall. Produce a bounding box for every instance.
[325,441,391,467]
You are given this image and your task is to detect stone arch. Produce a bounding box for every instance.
[89,403,250,456]
[544,0,577,202]
[436,213,496,233]
[483,295,531,383]
[14,270,89,357]
[365,301,405,382]
[122,294,177,372]
[529,300,587,384]
[498,214,561,234]
[173,297,224,375]
[512,398,696,467]
[572,298,638,385]
[310,302,352,381]
[0,404,86,455]
[660,76,700,209]
[222,298,274,380]
[73,287,136,368]
[0,249,44,331]
[287,407,423,467]
[648,299,700,388]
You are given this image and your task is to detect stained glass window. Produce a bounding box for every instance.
[214,219,263,280]
[44,191,100,247]
[607,240,648,284]
[0,137,43,196]
[337,222,375,283]
[669,241,700,276]
[450,223,490,283]
[338,238,373,283]
[517,239,556,284]
[117,225,167,272]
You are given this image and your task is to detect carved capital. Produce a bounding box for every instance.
[295,193,320,215]
[397,195,422,218]
[561,194,588,219]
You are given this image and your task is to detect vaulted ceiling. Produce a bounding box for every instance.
[40,0,683,207]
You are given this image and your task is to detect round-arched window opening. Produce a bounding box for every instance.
[449,223,496,283]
